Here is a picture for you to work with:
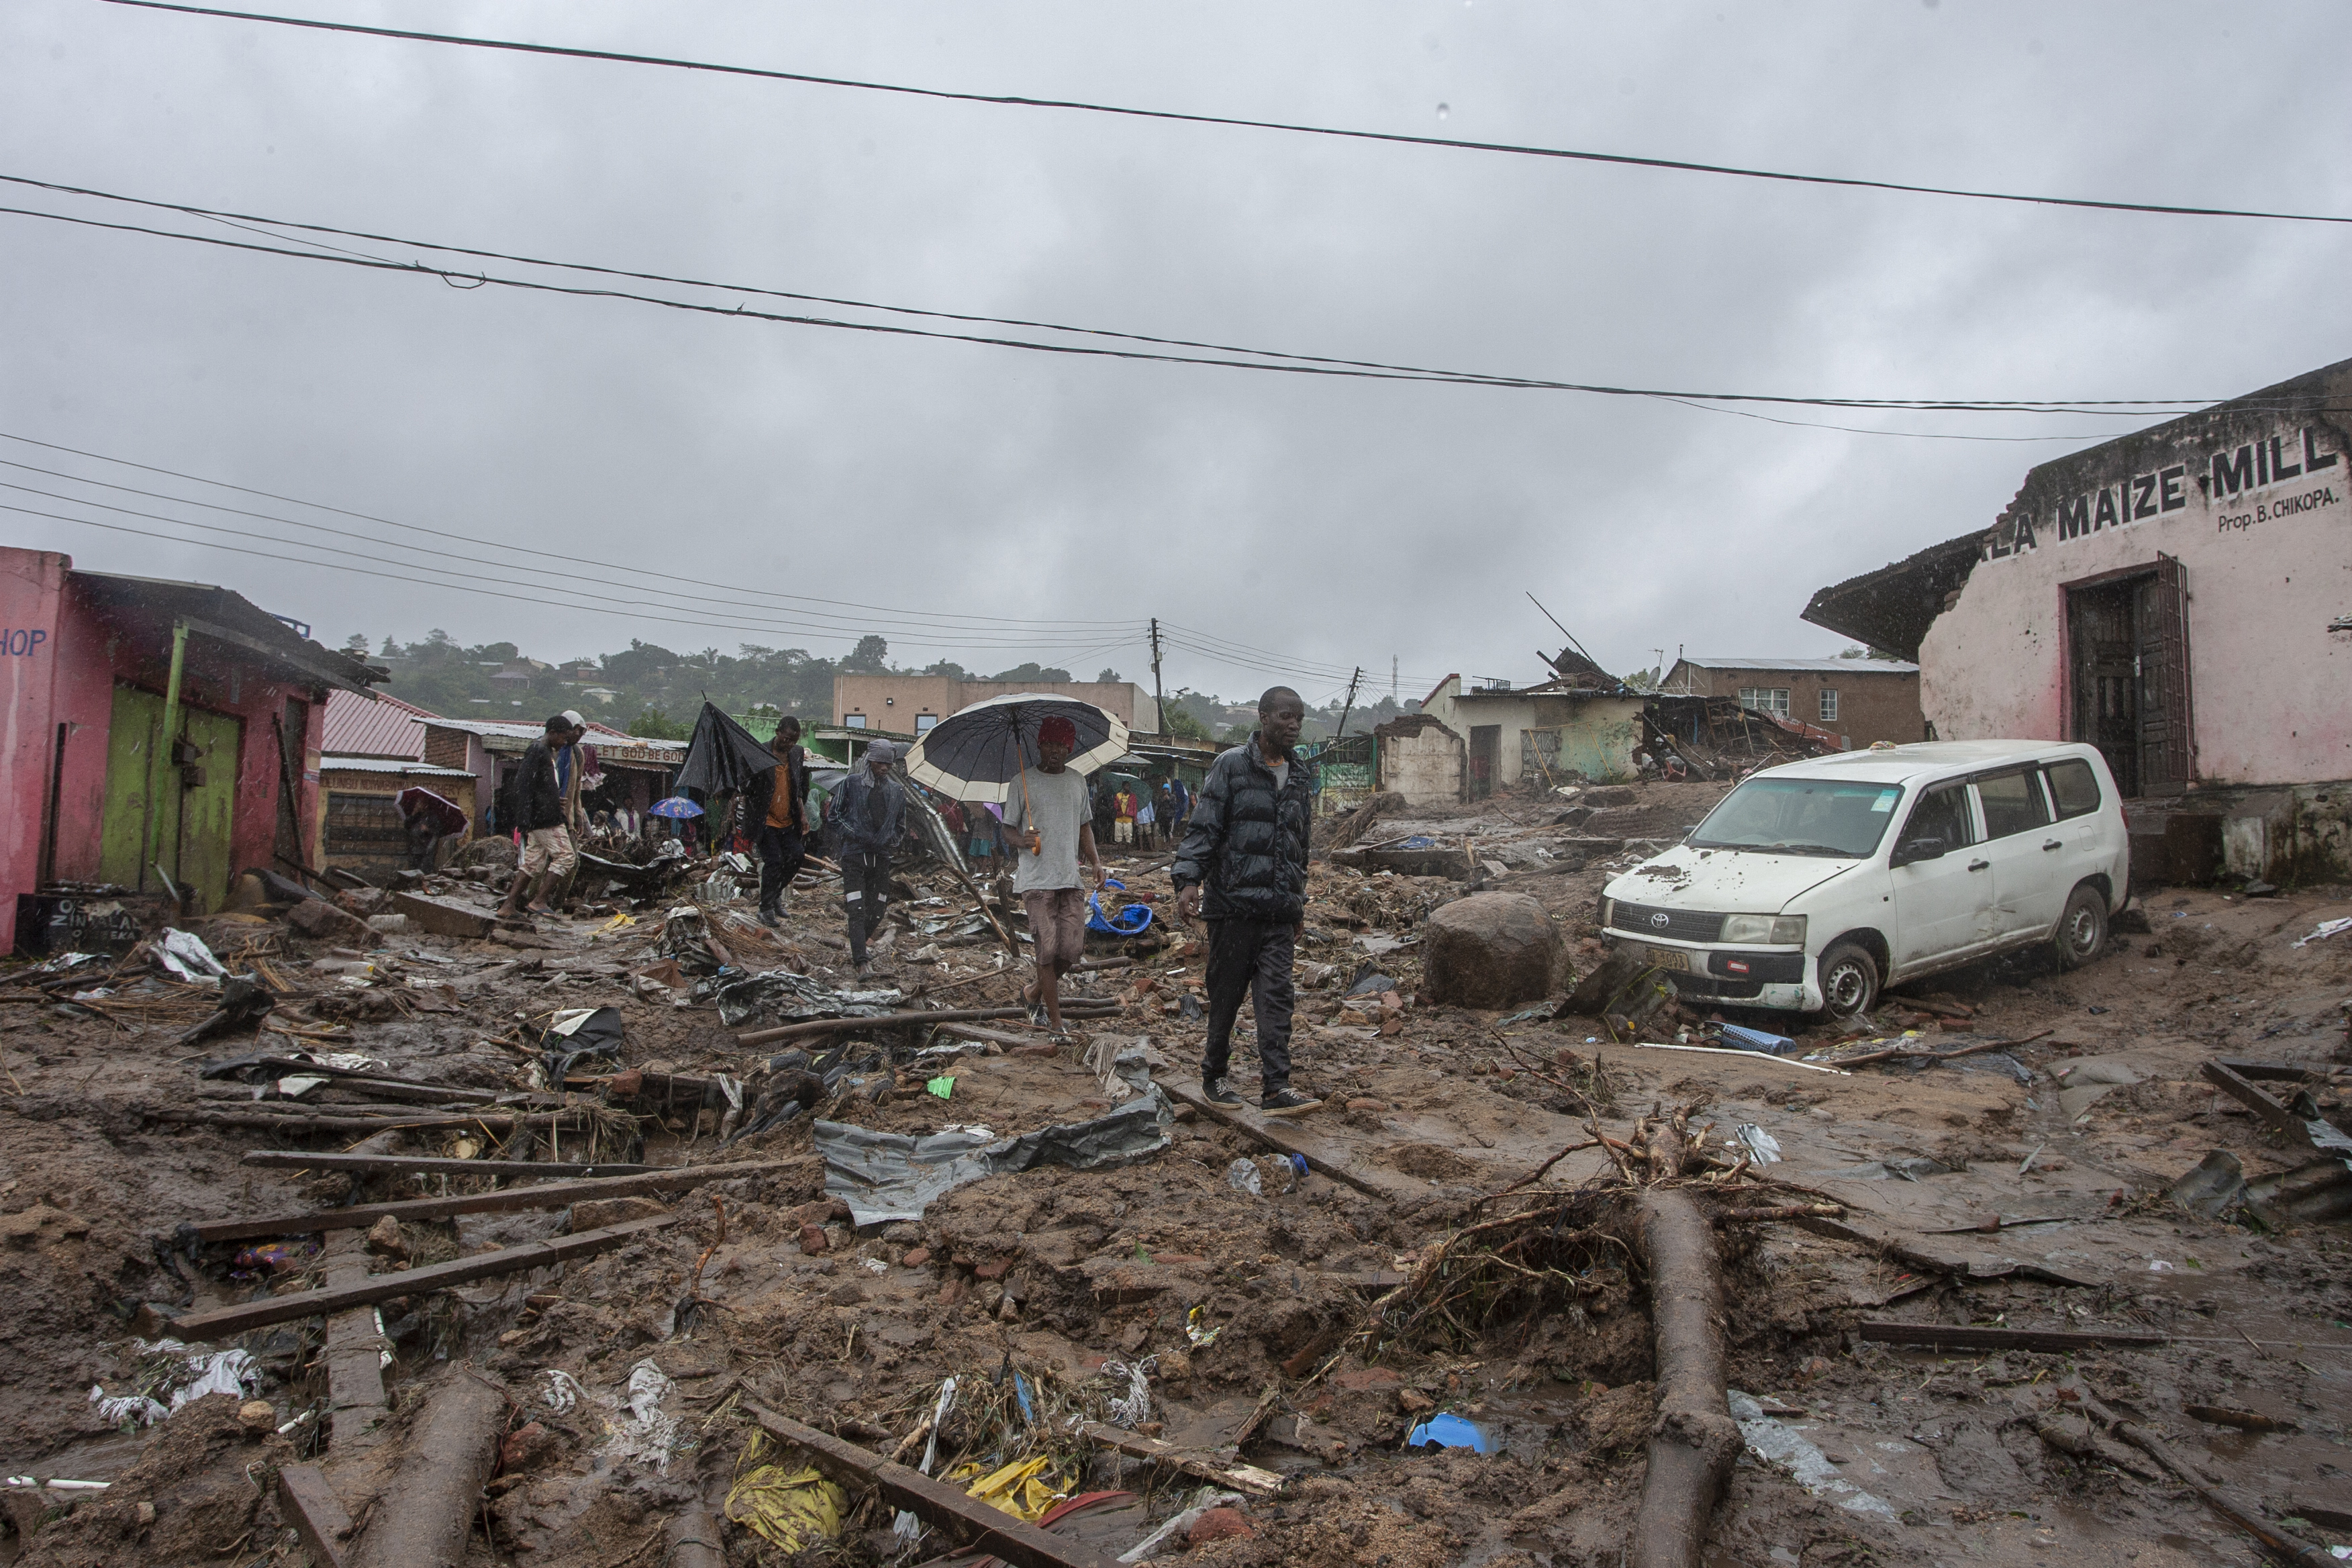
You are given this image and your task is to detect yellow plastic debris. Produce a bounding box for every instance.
[952,1454,1066,1522]
[725,1447,847,1552]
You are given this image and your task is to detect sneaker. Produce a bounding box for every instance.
[1026,1000,1049,1027]
[1259,1088,1322,1117]
[1202,1077,1242,1108]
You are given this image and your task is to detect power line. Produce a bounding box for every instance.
[102,1,2352,229]
[0,189,2214,422]
[1,496,1157,664]
[0,430,1134,636]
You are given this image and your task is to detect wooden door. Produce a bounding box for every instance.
[98,684,162,889]
[176,707,240,910]
[1468,725,1500,799]
[2066,581,2141,797]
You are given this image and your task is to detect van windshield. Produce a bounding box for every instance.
[1688,778,1904,858]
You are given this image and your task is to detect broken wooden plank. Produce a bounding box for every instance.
[930,1022,1036,1050]
[744,1401,1116,1568]
[736,1002,1119,1047]
[156,1108,601,1134]
[1157,1079,1422,1202]
[1857,1320,2168,1353]
[169,1213,678,1340]
[2202,1059,2352,1155]
[1067,1418,1284,1498]
[185,1159,784,1243]
[320,1233,389,1455]
[276,1463,352,1568]
[242,1151,652,1179]
[1787,1214,2099,1289]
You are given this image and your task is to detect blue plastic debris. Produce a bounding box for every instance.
[1398,836,1436,849]
[1289,1153,1310,1180]
[1404,1413,1490,1453]
[1717,1024,1797,1056]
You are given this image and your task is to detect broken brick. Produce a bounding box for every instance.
[1187,1508,1255,1545]
[797,1224,829,1255]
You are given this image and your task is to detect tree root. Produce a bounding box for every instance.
[1629,1187,1740,1568]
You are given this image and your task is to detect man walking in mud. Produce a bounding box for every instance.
[500,714,581,919]
[1173,686,1320,1115]
[742,718,810,928]
[1001,714,1106,1036]
[830,738,907,972]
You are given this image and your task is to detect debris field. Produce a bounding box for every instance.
[3,776,2350,1568]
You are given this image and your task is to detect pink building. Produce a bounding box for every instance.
[1804,356,2352,883]
[0,548,383,951]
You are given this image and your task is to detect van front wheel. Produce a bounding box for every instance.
[1816,942,1879,1019]
[2054,885,2108,971]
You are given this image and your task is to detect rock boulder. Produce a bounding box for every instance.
[1421,893,1559,1008]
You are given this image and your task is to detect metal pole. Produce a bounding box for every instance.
[1148,618,1165,735]
[1333,667,1362,740]
[142,621,189,893]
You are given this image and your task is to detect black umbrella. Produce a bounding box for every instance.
[902,693,1128,803]
[675,701,776,798]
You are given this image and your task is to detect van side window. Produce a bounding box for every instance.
[1900,783,1973,854]
[2045,758,2102,820]
[1975,767,2053,840]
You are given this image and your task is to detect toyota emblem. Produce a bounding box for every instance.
[1648,912,1670,929]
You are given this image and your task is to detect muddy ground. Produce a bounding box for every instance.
[2,776,2349,1567]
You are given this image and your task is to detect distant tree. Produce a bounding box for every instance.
[628,706,689,740]
[1622,665,1665,693]
[467,640,520,664]
[1096,668,1122,683]
[989,662,1074,683]
[1218,724,1255,746]
[379,635,403,657]
[1163,705,1210,740]
[601,640,677,684]
[340,632,371,654]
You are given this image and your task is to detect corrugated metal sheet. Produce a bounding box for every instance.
[319,755,476,777]
[322,689,440,759]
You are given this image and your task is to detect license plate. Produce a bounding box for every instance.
[1641,945,1689,972]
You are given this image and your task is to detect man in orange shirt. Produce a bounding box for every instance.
[742,718,810,928]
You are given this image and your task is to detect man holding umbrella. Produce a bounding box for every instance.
[1001,715,1106,1034]
[1173,687,1320,1115]
[830,738,908,971]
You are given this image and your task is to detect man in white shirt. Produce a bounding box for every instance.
[1001,714,1106,1034]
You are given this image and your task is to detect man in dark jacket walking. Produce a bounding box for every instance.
[740,718,810,928]
[1173,687,1320,1114]
[500,714,580,918]
[830,738,907,971]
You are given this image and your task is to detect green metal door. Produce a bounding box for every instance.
[177,707,240,910]
[97,685,160,890]
[96,684,240,910]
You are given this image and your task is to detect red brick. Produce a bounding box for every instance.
[1332,1367,1402,1393]
[973,1259,1012,1281]
[900,1247,930,1268]
[1187,1508,1255,1545]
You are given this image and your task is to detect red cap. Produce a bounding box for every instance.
[1037,716,1077,748]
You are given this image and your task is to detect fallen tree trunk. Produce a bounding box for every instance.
[1630,1188,1739,1568]
[664,1502,725,1568]
[350,1373,506,1568]
[185,1158,785,1242]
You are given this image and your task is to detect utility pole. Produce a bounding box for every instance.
[1148,618,1165,736]
[1334,666,1363,741]
[1391,656,1398,704]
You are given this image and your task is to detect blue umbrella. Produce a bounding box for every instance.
[648,796,705,819]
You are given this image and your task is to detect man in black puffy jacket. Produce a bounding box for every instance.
[1173,687,1320,1115]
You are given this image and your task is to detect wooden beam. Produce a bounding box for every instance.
[275,1463,353,1568]
[1067,1418,1284,1498]
[320,1234,389,1454]
[2201,1059,2352,1155]
[156,1108,602,1134]
[169,1213,678,1340]
[736,1002,1118,1048]
[1157,1080,1420,1202]
[185,1160,785,1243]
[241,1151,652,1179]
[1857,1320,2167,1353]
[743,1402,1116,1568]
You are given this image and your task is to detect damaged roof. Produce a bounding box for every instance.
[70,569,388,695]
[1798,530,1985,663]
[1678,656,1918,675]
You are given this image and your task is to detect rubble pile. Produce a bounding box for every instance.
[0,775,2347,1566]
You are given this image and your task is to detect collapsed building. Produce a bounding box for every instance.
[1804,354,2352,882]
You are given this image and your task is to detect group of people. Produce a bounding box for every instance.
[497,691,1321,1118]
[1093,775,1189,850]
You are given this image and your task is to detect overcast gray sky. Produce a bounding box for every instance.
[4,0,2347,709]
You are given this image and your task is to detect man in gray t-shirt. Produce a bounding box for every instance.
[1001,716,1105,1033]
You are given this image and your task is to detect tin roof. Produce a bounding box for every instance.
[1678,656,1920,675]
[319,755,477,777]
[321,689,441,760]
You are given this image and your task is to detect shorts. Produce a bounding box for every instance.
[520,825,576,880]
[1114,819,1134,843]
[1022,887,1087,975]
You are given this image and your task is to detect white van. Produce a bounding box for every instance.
[1598,740,2130,1019]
